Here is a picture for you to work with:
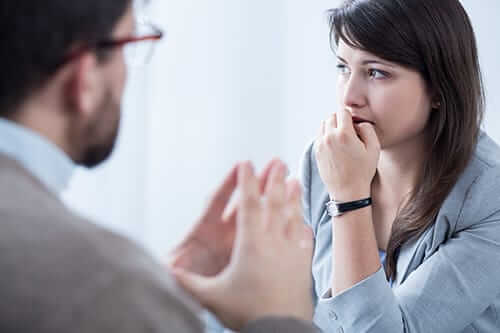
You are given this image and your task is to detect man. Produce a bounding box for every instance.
[0,1,319,332]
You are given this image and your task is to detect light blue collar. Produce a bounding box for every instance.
[0,118,75,195]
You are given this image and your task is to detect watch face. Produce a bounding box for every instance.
[326,202,340,217]
[326,198,372,218]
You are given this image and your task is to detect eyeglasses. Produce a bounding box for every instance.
[61,18,164,68]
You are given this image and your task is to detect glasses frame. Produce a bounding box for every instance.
[60,21,163,67]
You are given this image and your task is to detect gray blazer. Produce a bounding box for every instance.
[301,132,500,332]
[0,154,318,333]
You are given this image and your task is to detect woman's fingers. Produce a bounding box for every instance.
[337,108,355,135]
[325,113,338,135]
[355,122,381,151]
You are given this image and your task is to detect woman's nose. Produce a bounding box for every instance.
[341,76,366,109]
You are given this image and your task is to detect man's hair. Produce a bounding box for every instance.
[0,0,132,116]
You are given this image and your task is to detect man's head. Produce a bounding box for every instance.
[0,1,135,167]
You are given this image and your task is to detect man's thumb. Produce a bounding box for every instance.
[172,268,214,307]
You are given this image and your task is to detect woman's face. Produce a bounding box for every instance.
[336,39,434,150]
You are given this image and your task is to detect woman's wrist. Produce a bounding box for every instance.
[329,186,371,202]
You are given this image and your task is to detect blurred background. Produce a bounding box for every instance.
[61,0,500,258]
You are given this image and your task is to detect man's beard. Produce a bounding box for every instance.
[79,89,121,168]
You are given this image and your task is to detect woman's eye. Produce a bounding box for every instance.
[368,69,388,79]
[336,64,350,75]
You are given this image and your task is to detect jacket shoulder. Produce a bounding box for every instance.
[453,133,500,228]
[0,156,204,332]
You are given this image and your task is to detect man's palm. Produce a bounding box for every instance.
[169,160,278,276]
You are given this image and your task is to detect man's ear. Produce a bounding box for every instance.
[66,53,101,116]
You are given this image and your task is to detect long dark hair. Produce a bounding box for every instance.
[328,0,485,280]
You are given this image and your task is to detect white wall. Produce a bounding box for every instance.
[62,0,500,258]
[462,0,500,143]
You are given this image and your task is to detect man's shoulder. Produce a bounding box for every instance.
[0,153,83,238]
[0,155,204,333]
[0,153,62,210]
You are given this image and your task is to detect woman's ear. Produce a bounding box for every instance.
[430,90,442,110]
[431,100,441,110]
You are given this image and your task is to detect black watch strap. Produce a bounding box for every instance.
[326,197,372,217]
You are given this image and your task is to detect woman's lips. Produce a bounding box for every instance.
[352,116,375,125]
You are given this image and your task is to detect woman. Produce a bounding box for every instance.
[301,0,500,332]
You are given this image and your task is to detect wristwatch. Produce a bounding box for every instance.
[326,197,372,217]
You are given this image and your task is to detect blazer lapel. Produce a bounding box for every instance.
[394,232,425,286]
[393,149,484,286]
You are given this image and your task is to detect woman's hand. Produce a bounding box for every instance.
[314,108,380,201]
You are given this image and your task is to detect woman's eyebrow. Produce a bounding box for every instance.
[337,55,395,68]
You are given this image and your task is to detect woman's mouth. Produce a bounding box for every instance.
[352,116,375,126]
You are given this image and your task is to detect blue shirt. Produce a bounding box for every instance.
[0,118,75,195]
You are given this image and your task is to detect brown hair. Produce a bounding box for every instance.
[328,0,485,280]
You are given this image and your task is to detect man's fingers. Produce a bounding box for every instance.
[167,250,187,270]
[172,269,214,308]
[203,164,239,223]
[264,162,288,228]
[259,158,283,193]
[264,162,287,194]
[284,180,314,253]
[299,225,315,267]
[237,161,261,230]
[222,205,238,224]
[285,179,306,238]
[223,158,284,224]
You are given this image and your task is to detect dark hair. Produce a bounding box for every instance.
[328,0,484,280]
[0,0,132,116]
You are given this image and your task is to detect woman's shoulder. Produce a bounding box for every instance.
[447,131,500,228]
[466,131,500,188]
[473,131,500,170]
[299,139,326,193]
[299,139,330,227]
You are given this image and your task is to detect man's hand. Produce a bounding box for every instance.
[168,159,282,276]
[172,161,315,330]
